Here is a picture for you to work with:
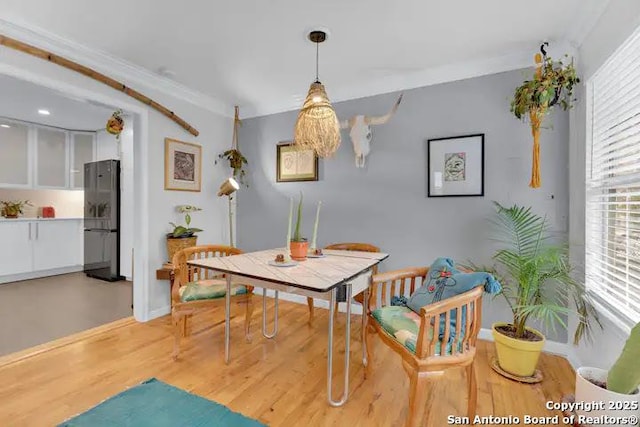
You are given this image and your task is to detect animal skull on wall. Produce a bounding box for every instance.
[339,94,403,167]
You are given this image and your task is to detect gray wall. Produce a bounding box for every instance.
[237,69,569,340]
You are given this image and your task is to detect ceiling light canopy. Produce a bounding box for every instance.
[293,30,341,158]
[38,109,50,115]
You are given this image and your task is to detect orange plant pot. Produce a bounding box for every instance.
[290,240,308,261]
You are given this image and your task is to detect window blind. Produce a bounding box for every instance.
[586,27,640,324]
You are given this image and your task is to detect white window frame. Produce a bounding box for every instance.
[585,26,640,329]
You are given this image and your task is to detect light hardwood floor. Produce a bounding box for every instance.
[0,299,574,426]
[0,273,132,356]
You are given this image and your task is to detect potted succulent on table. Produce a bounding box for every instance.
[574,322,640,424]
[1,200,32,218]
[472,202,600,379]
[166,205,203,262]
[290,193,308,261]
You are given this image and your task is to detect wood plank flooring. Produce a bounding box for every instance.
[0,299,575,426]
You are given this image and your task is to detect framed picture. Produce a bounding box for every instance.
[276,142,318,182]
[427,134,484,197]
[164,138,202,192]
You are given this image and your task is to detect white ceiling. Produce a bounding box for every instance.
[0,0,607,118]
[0,73,113,130]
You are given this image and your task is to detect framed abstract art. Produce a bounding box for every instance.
[426,134,484,197]
[276,142,318,182]
[164,138,202,192]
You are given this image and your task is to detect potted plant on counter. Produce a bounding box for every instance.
[475,202,600,379]
[290,193,308,261]
[1,200,32,218]
[574,322,640,424]
[166,205,203,262]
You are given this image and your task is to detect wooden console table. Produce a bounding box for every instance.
[156,263,173,280]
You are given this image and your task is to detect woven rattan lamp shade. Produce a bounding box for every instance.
[294,82,341,157]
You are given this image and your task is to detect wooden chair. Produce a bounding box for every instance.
[366,267,483,427]
[306,242,380,323]
[170,245,254,360]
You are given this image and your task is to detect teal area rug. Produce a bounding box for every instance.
[58,378,266,427]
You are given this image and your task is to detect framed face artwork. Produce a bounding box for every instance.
[426,134,484,197]
[276,142,319,182]
[164,138,202,191]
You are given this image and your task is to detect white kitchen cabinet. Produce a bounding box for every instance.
[32,220,83,271]
[0,120,96,190]
[0,122,30,187]
[35,128,68,188]
[71,132,96,189]
[0,221,33,275]
[0,219,84,283]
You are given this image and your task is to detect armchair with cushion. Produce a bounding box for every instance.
[366,266,485,427]
[170,245,254,360]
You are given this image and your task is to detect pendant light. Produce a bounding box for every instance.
[293,30,341,158]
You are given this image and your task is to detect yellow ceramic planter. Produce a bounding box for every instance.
[492,322,545,378]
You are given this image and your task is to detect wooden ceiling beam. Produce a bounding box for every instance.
[0,34,200,137]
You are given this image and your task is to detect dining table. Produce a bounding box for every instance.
[187,247,388,406]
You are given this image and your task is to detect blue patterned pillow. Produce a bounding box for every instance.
[405,258,501,342]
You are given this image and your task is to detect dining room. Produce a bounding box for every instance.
[2,1,640,426]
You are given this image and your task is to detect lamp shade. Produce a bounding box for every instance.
[293,82,341,158]
[217,177,239,196]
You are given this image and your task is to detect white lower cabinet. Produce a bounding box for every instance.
[0,221,33,276]
[0,219,83,283]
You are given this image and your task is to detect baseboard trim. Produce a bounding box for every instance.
[257,288,364,315]
[148,306,170,320]
[0,265,83,284]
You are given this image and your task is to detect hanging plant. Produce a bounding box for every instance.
[510,44,579,188]
[106,109,125,139]
[215,106,249,187]
[216,148,248,185]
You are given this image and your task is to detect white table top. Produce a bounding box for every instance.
[188,248,388,293]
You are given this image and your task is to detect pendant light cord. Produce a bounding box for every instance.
[315,41,320,83]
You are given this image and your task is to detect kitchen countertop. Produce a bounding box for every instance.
[0,217,84,222]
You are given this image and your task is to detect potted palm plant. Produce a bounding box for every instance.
[166,205,203,262]
[1,200,32,218]
[290,193,308,261]
[574,323,640,424]
[477,202,600,378]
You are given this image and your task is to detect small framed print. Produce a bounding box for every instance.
[276,142,319,182]
[427,134,484,197]
[164,138,202,192]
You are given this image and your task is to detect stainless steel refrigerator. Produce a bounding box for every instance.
[83,159,123,281]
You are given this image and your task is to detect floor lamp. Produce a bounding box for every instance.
[217,177,240,247]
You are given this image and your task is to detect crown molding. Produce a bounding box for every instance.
[563,0,611,49]
[242,48,536,118]
[0,18,233,118]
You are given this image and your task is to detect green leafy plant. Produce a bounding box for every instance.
[511,53,579,120]
[469,202,600,344]
[292,192,305,242]
[167,205,203,238]
[607,322,640,394]
[1,200,32,217]
[216,149,248,187]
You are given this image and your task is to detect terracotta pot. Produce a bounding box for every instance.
[3,213,18,218]
[290,240,308,261]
